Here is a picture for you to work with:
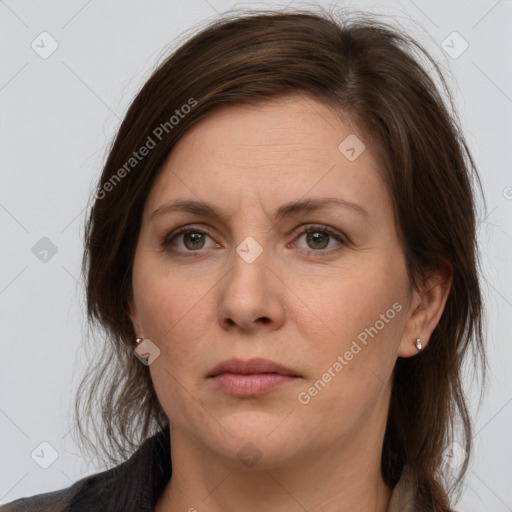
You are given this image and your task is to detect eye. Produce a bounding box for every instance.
[162,223,347,257]
[162,225,219,254]
[289,224,346,255]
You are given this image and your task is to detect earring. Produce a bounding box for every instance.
[415,337,422,350]
[135,337,144,345]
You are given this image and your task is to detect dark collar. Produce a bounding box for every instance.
[98,425,172,511]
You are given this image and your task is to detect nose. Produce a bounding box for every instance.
[217,243,286,334]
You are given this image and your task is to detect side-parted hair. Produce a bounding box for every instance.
[78,8,486,511]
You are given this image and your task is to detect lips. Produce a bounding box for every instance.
[207,358,299,378]
[207,358,301,397]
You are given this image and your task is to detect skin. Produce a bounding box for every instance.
[129,94,452,512]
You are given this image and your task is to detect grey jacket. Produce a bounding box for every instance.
[1,427,427,511]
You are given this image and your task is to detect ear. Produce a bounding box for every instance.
[128,298,144,339]
[398,265,452,358]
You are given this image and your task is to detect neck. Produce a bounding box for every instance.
[155,427,392,512]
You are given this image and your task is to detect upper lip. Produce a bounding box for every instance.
[208,358,300,377]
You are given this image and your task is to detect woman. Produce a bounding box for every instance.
[3,7,486,512]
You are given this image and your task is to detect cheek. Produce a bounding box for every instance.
[293,264,408,409]
[299,262,406,345]
[132,253,218,344]
[295,294,404,427]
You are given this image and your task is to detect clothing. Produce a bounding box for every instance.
[2,427,421,511]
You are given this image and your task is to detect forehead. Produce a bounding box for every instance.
[144,95,388,221]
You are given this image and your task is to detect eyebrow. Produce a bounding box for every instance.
[150,197,369,221]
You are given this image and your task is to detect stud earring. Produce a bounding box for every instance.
[415,337,422,350]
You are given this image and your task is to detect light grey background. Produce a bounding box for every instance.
[1,0,511,509]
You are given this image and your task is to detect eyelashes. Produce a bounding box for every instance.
[162,225,217,254]
[161,223,348,258]
[287,224,347,254]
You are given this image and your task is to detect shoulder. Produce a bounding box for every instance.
[1,461,128,512]
[1,470,108,512]
[1,487,72,512]
[1,427,171,512]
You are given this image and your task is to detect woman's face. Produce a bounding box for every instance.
[129,94,421,467]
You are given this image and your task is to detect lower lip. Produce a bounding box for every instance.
[210,373,299,397]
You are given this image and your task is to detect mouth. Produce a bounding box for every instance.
[207,358,301,397]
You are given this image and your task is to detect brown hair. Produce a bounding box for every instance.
[77,7,486,510]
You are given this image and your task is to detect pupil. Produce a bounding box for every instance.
[186,232,204,249]
[308,231,328,249]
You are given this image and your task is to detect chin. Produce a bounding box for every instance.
[198,411,307,467]
[220,435,304,470]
